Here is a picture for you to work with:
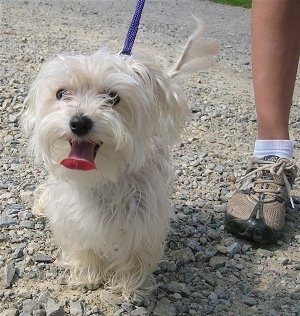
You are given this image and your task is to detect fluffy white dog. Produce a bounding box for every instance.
[21,19,219,296]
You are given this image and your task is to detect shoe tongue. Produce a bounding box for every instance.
[261,155,280,181]
[60,141,96,171]
[262,155,280,163]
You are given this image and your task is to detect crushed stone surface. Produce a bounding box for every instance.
[1,1,300,315]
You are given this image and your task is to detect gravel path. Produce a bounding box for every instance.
[1,1,300,315]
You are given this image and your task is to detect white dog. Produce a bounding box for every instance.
[21,19,219,296]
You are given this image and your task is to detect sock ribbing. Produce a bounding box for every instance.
[254,140,294,159]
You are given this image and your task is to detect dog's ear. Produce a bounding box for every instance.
[131,60,188,144]
[153,73,188,143]
[20,56,66,137]
[20,84,39,137]
[169,17,220,78]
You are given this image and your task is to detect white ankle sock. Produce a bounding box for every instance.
[253,140,294,159]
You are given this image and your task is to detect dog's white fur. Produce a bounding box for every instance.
[21,19,219,296]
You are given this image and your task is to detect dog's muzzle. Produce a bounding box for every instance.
[60,115,101,171]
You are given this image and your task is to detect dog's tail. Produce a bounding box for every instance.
[169,17,220,78]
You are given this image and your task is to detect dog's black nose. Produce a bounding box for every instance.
[70,115,93,136]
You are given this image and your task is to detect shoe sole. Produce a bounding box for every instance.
[224,213,280,244]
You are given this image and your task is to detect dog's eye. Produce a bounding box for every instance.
[107,91,120,106]
[56,89,71,101]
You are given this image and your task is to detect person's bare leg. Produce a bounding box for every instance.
[251,0,300,140]
[225,1,300,244]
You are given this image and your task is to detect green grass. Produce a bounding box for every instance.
[210,0,251,9]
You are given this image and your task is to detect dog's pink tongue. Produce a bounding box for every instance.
[60,142,96,170]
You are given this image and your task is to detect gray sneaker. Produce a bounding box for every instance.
[225,155,297,244]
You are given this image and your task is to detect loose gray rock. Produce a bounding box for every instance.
[0,215,17,227]
[2,260,16,288]
[19,219,34,228]
[153,298,177,316]
[32,253,53,263]
[0,233,6,242]
[167,281,186,293]
[33,310,47,316]
[18,288,32,299]
[22,299,41,314]
[69,301,84,316]
[256,249,273,258]
[131,307,149,315]
[46,299,66,316]
[113,309,124,316]
[199,270,217,287]
[227,242,241,258]
[172,247,195,263]
[209,256,226,269]
[242,295,257,306]
[0,309,19,316]
[13,247,24,259]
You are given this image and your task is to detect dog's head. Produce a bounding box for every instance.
[21,51,187,184]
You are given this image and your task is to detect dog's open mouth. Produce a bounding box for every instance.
[60,141,101,171]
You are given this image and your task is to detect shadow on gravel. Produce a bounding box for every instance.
[161,198,300,316]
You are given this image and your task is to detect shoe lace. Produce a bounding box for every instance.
[241,158,296,208]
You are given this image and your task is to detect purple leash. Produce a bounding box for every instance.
[120,0,146,56]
